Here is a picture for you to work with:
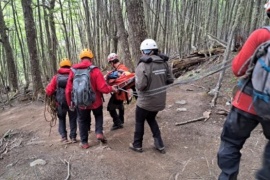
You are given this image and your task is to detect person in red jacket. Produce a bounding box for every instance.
[217,3,270,180]
[65,49,117,149]
[46,58,77,143]
[106,53,130,131]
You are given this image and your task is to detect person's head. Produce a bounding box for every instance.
[107,53,120,66]
[79,48,94,61]
[265,0,270,18]
[140,39,159,55]
[59,58,72,68]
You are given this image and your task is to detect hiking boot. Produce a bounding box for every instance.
[155,147,166,154]
[154,138,165,153]
[71,138,77,143]
[61,137,69,143]
[110,124,123,131]
[96,134,107,143]
[129,143,143,153]
[80,143,90,149]
[120,119,124,125]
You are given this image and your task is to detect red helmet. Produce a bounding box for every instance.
[107,53,118,62]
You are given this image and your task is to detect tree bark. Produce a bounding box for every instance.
[113,0,134,70]
[125,0,148,64]
[21,0,43,94]
[0,3,18,91]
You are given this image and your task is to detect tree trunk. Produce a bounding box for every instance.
[113,0,134,70]
[0,3,18,91]
[59,0,71,58]
[125,0,148,64]
[21,0,43,94]
[49,0,58,74]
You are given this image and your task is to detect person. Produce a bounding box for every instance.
[217,2,270,180]
[106,53,130,131]
[46,58,77,143]
[65,49,118,149]
[129,39,174,153]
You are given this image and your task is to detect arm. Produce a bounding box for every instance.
[45,76,57,96]
[232,29,270,76]
[135,63,148,91]
[94,69,113,94]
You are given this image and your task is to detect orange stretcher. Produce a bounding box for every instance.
[106,72,135,102]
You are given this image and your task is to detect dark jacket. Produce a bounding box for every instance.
[135,54,174,111]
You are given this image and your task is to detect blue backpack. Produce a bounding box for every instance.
[239,37,270,120]
[71,65,96,108]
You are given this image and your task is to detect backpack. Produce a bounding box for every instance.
[239,32,270,120]
[55,73,69,107]
[71,65,96,108]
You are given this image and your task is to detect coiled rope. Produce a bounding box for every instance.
[44,95,57,136]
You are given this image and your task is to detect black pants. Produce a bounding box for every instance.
[57,105,77,139]
[132,105,164,148]
[107,94,124,125]
[77,105,103,144]
[217,107,270,180]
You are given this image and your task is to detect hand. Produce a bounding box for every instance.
[69,105,75,111]
[112,85,118,93]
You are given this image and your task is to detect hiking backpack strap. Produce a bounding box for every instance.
[262,26,270,32]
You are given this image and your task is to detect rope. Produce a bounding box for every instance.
[118,61,231,97]
[44,95,57,136]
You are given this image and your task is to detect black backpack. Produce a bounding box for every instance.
[71,65,96,108]
[55,73,69,107]
[238,30,270,120]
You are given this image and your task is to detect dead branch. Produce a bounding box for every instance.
[207,34,227,48]
[181,158,192,172]
[64,159,70,180]
[173,57,207,71]
[175,117,205,126]
[0,129,11,147]
[0,143,8,155]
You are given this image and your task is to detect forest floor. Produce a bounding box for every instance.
[0,57,267,180]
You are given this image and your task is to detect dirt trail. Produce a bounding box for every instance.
[0,72,267,180]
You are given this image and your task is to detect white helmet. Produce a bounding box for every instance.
[265,0,270,10]
[107,53,118,62]
[140,39,158,50]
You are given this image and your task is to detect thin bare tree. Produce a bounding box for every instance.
[0,3,18,91]
[21,0,43,95]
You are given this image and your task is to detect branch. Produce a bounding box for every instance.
[207,34,227,48]
[64,160,70,180]
[175,117,205,126]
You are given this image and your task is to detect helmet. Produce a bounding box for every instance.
[265,0,270,17]
[59,58,72,67]
[140,39,158,50]
[107,53,118,62]
[79,48,94,59]
[265,0,270,11]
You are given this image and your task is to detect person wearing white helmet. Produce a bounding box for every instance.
[217,2,270,180]
[106,53,130,130]
[129,39,174,154]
